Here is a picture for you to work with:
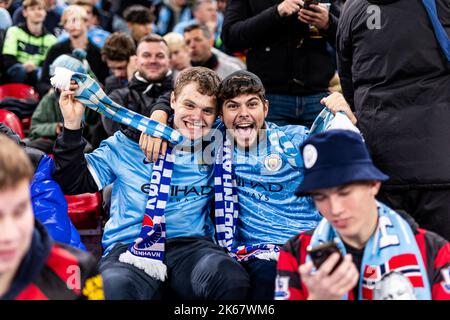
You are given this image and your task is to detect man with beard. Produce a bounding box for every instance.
[101,34,173,140]
[53,66,250,300]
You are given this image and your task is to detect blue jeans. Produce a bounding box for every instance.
[99,237,250,300]
[241,259,277,300]
[6,63,41,86]
[266,92,329,128]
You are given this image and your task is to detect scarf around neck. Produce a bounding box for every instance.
[308,202,431,300]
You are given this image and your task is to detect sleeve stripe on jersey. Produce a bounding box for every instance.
[87,161,103,190]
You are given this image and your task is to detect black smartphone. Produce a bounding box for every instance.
[306,241,343,272]
[303,0,320,10]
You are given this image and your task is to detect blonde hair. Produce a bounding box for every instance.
[163,32,186,53]
[61,5,88,25]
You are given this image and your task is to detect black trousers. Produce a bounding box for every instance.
[377,188,450,241]
[100,237,250,300]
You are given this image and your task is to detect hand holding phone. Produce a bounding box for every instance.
[307,241,344,273]
[302,0,320,11]
[299,248,359,300]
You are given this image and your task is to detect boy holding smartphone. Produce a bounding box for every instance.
[275,130,450,300]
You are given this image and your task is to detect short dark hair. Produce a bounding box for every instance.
[0,135,33,191]
[174,67,221,109]
[137,33,169,53]
[102,32,136,61]
[218,74,266,107]
[183,23,212,39]
[123,5,155,24]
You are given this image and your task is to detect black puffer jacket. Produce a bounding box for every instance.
[222,0,340,95]
[108,72,174,142]
[337,0,450,189]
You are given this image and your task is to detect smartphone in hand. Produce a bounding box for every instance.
[303,0,320,10]
[307,241,343,273]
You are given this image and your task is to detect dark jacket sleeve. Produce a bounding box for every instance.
[52,127,98,195]
[322,6,340,47]
[221,0,285,51]
[336,7,355,110]
[150,91,173,116]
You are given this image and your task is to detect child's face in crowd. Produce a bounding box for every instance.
[0,180,34,277]
[171,83,217,141]
[310,182,380,247]
[23,4,47,24]
[64,15,88,39]
[221,93,268,148]
[169,45,191,71]
[136,41,170,82]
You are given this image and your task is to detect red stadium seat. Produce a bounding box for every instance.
[65,192,102,234]
[0,83,39,101]
[0,109,25,139]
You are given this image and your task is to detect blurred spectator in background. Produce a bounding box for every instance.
[222,0,340,128]
[38,4,109,97]
[0,0,13,30]
[154,0,192,36]
[337,0,450,240]
[217,0,227,13]
[2,0,57,87]
[12,0,63,36]
[100,31,137,136]
[163,31,191,77]
[101,31,137,94]
[57,0,111,48]
[184,23,241,78]
[123,4,154,45]
[174,0,223,50]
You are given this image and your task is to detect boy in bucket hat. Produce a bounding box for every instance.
[275,130,450,300]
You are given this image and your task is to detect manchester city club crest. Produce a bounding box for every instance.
[197,159,211,174]
[264,153,283,172]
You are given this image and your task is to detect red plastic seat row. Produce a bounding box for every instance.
[0,109,25,139]
[0,83,39,101]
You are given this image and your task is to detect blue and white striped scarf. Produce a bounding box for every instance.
[51,68,182,281]
[214,125,303,262]
[308,202,431,300]
[214,110,360,262]
[50,67,183,145]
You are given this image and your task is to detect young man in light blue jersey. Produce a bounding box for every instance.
[144,70,356,300]
[217,70,356,299]
[53,66,250,300]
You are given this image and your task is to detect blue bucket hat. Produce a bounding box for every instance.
[295,129,389,195]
